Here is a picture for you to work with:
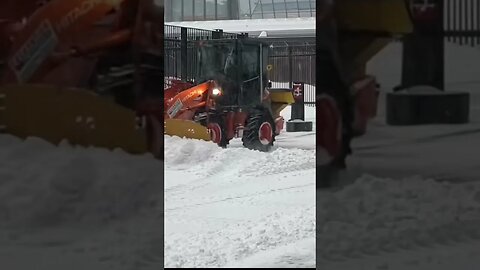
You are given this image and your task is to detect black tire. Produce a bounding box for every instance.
[208,114,229,148]
[317,130,348,189]
[242,107,276,152]
[317,113,351,189]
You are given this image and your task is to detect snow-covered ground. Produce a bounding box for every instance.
[318,175,480,270]
[318,42,480,269]
[0,136,163,270]
[2,39,479,270]
[164,106,316,268]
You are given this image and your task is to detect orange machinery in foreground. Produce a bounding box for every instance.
[0,0,164,158]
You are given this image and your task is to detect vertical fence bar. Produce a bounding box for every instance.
[446,0,450,42]
[459,0,464,44]
[477,0,480,45]
[180,27,188,81]
[451,0,460,42]
[288,46,293,89]
[464,0,468,44]
[468,0,478,47]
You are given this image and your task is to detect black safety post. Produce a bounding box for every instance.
[291,82,305,120]
[399,0,444,91]
[388,0,469,125]
[286,81,312,132]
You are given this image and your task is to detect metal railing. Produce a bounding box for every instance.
[164,25,316,106]
[443,0,480,46]
[268,41,316,106]
[164,24,239,87]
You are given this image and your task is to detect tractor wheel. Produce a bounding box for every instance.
[242,107,276,152]
[316,94,349,189]
[207,115,229,148]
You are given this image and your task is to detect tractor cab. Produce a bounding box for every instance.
[195,38,270,108]
[164,34,296,152]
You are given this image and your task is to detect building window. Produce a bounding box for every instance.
[164,0,314,22]
[253,0,275,19]
[239,0,253,19]
[217,0,230,20]
[206,0,216,19]
[273,0,287,18]
[194,0,205,20]
[171,0,182,21]
[184,0,194,21]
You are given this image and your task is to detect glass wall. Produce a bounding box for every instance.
[165,0,315,22]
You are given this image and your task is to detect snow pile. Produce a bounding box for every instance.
[164,135,316,180]
[165,206,315,268]
[164,134,316,268]
[318,175,480,261]
[227,238,315,268]
[0,134,164,269]
[0,135,162,228]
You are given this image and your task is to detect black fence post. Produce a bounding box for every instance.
[288,46,293,89]
[180,27,188,82]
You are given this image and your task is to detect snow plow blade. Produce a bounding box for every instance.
[164,119,211,141]
[0,84,149,154]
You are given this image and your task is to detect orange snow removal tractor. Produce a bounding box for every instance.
[0,0,164,158]
[164,38,295,151]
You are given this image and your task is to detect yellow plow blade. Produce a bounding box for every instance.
[0,84,148,154]
[270,91,295,104]
[164,119,211,141]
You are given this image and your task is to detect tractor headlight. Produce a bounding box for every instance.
[212,88,222,96]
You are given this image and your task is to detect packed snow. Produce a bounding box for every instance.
[318,175,480,269]
[318,41,480,269]
[0,135,163,270]
[164,106,316,268]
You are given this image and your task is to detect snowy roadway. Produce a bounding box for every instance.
[164,107,316,268]
[318,42,480,270]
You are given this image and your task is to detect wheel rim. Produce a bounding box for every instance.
[258,122,273,145]
[208,123,222,144]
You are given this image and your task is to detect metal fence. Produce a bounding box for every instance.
[268,41,316,106]
[444,0,480,46]
[164,24,238,88]
[164,25,316,106]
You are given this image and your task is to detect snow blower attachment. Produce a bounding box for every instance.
[0,0,165,158]
[316,0,414,187]
[163,38,295,152]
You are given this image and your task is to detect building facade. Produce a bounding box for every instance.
[164,0,317,103]
[164,0,316,22]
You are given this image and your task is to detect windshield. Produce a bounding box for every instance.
[197,42,236,82]
[194,39,268,107]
